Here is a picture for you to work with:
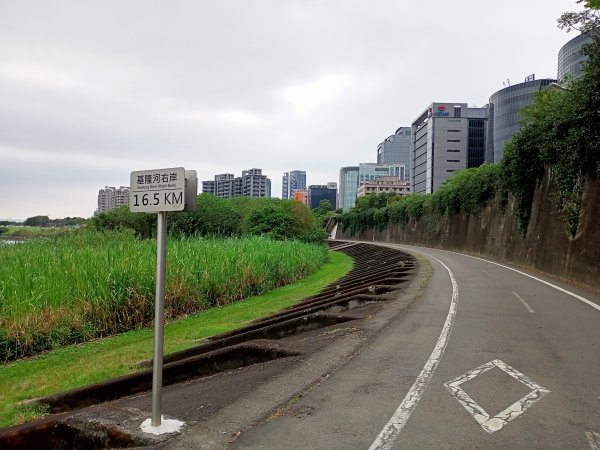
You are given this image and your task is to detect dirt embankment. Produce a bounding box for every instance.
[337,171,600,291]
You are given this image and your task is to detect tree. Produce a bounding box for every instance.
[89,207,156,238]
[558,0,600,33]
[313,199,333,216]
[169,194,241,237]
[24,215,51,227]
[312,199,335,229]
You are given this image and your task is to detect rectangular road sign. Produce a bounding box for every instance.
[130,167,186,212]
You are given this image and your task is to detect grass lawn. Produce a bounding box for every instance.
[0,250,353,428]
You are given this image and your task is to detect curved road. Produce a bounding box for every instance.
[233,244,600,449]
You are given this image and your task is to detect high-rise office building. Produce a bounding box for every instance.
[376,127,411,180]
[308,184,337,210]
[486,79,555,163]
[557,31,596,82]
[282,170,307,199]
[338,164,406,211]
[96,186,130,214]
[338,166,359,211]
[411,102,488,195]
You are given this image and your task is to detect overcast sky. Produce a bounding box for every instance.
[0,0,584,220]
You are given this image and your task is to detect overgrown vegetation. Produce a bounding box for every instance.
[22,215,87,228]
[0,230,328,361]
[0,226,72,239]
[90,195,328,243]
[339,31,599,238]
[0,251,353,428]
[339,164,501,236]
[502,32,599,236]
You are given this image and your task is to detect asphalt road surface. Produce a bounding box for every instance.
[232,244,600,449]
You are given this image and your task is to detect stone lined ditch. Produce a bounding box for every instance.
[0,241,416,449]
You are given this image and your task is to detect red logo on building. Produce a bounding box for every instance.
[437,105,446,111]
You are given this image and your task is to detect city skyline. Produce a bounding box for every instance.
[0,1,583,219]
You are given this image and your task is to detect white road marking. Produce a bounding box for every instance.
[444,359,549,434]
[359,241,599,313]
[587,431,600,450]
[482,270,492,277]
[512,292,535,313]
[440,249,600,313]
[369,252,458,450]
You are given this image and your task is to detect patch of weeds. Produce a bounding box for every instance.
[13,402,50,425]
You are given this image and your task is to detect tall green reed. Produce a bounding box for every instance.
[0,230,328,360]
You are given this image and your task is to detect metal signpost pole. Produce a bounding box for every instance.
[152,210,168,427]
[130,167,195,433]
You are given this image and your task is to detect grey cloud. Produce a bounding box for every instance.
[0,0,580,219]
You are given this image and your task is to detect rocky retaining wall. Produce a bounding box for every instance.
[337,172,600,291]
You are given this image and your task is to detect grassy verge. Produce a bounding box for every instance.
[0,250,353,428]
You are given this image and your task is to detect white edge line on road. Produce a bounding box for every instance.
[445,249,600,313]
[512,292,535,314]
[362,241,598,313]
[369,251,458,450]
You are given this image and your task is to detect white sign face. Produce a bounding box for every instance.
[130,167,186,212]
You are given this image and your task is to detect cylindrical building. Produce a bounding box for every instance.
[557,32,596,82]
[486,79,555,163]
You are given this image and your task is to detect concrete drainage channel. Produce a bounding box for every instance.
[0,241,417,449]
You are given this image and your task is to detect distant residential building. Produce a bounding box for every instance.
[376,127,411,180]
[412,102,488,195]
[242,168,271,197]
[96,186,130,214]
[557,31,596,82]
[282,173,288,199]
[294,189,309,207]
[308,184,337,210]
[357,177,411,197]
[486,79,555,163]
[202,173,238,197]
[282,170,307,199]
[338,164,407,211]
[202,168,271,198]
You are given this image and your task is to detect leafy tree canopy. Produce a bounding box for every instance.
[91,195,327,244]
[558,0,600,33]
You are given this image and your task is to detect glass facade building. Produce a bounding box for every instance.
[486,79,555,163]
[338,166,359,211]
[376,127,411,180]
[338,164,406,210]
[468,117,486,168]
[282,170,307,199]
[308,185,337,210]
[557,32,596,82]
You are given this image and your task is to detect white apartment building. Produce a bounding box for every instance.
[96,186,130,214]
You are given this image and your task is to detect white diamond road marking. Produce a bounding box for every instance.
[444,359,550,434]
[587,431,600,450]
